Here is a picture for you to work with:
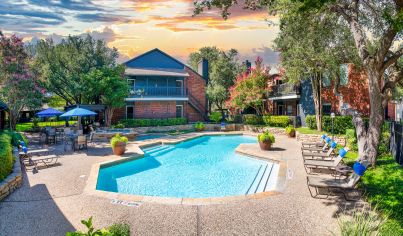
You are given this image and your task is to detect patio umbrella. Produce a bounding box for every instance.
[36,108,63,117]
[60,107,97,130]
[36,108,63,126]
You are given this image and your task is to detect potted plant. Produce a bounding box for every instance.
[285,125,296,138]
[111,134,128,155]
[194,122,205,131]
[257,131,275,150]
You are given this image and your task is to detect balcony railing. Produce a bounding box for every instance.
[128,86,187,97]
[268,83,300,98]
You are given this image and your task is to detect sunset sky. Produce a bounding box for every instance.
[1,0,280,65]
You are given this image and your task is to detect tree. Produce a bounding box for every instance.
[189,47,240,116]
[194,0,403,165]
[84,65,128,127]
[273,1,360,131]
[0,32,43,130]
[227,57,270,115]
[35,34,118,105]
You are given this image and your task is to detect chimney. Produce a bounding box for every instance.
[198,58,209,81]
[245,60,251,71]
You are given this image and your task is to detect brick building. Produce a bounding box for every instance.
[264,64,387,126]
[112,48,207,123]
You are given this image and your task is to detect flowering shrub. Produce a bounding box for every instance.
[226,57,271,115]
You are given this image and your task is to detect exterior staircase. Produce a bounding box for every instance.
[188,92,208,120]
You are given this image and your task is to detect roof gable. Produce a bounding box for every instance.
[124,48,185,70]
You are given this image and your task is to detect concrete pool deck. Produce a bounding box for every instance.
[0,132,366,235]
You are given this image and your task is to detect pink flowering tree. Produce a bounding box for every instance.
[226,57,271,115]
[0,32,43,130]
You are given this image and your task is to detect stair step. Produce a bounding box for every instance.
[148,146,174,156]
[145,145,169,154]
[246,164,267,195]
[144,145,164,152]
[264,164,280,191]
[256,163,274,193]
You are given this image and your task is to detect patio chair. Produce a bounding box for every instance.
[76,135,87,150]
[306,161,369,200]
[47,129,56,144]
[302,141,338,160]
[301,134,327,148]
[303,147,349,174]
[19,146,59,171]
[301,136,332,152]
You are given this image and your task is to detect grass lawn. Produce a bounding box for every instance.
[360,154,403,234]
[296,127,324,134]
[340,149,402,234]
[16,121,77,132]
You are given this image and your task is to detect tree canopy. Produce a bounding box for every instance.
[0,32,43,129]
[35,34,119,105]
[189,46,241,116]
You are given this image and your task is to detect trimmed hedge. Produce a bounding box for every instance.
[118,118,187,128]
[305,115,354,134]
[0,132,13,181]
[243,114,263,125]
[263,115,291,127]
[306,115,317,130]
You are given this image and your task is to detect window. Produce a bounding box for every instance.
[287,105,293,115]
[126,106,134,119]
[322,73,331,87]
[176,105,183,118]
[340,64,348,86]
[322,103,332,115]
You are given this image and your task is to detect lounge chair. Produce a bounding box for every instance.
[303,147,349,174]
[306,161,369,200]
[19,146,59,170]
[301,136,332,152]
[301,134,327,148]
[302,141,338,160]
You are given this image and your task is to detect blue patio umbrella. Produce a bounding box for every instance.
[36,108,64,126]
[36,108,63,117]
[60,107,97,130]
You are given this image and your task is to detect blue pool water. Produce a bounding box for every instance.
[97,135,279,198]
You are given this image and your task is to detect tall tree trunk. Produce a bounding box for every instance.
[311,74,322,131]
[105,107,115,127]
[351,67,384,166]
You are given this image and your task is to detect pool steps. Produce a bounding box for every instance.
[246,163,276,195]
[145,145,174,156]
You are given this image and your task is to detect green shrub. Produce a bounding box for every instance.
[119,118,187,128]
[194,122,205,131]
[306,115,317,130]
[285,125,295,135]
[209,112,221,123]
[378,131,391,155]
[66,217,130,236]
[243,114,263,125]
[108,223,130,236]
[257,131,275,143]
[112,123,125,129]
[322,115,354,134]
[110,134,128,148]
[263,115,291,127]
[0,132,13,181]
[333,207,385,236]
[345,129,358,152]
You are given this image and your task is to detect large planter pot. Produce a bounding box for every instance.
[112,142,127,156]
[195,128,205,132]
[258,140,272,150]
[287,130,296,138]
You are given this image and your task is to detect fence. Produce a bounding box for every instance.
[390,121,403,166]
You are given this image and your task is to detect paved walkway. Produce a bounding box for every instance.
[0,133,365,235]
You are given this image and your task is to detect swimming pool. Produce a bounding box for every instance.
[97,135,279,198]
[136,134,165,141]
